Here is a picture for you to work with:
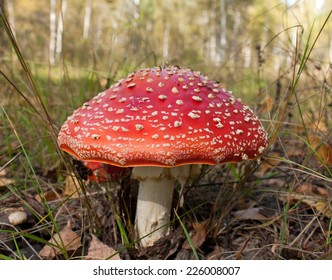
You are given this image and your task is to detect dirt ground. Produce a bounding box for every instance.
[0,134,331,260]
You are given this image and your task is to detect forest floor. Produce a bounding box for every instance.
[1,129,331,260]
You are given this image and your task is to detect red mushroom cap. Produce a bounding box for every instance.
[58,66,268,167]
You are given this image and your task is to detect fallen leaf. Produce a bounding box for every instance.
[295,183,330,198]
[304,116,328,134]
[0,169,14,187]
[258,152,281,175]
[182,220,208,250]
[309,135,332,165]
[64,173,86,197]
[320,251,332,260]
[295,184,331,218]
[232,207,267,220]
[24,195,46,216]
[312,121,328,134]
[234,196,256,210]
[39,220,81,258]
[35,189,60,203]
[207,245,224,260]
[259,95,273,113]
[271,243,278,254]
[279,184,332,218]
[312,201,332,218]
[85,235,120,260]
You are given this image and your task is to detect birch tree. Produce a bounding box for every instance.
[6,0,16,37]
[83,0,91,39]
[56,0,67,60]
[219,0,227,63]
[49,0,57,65]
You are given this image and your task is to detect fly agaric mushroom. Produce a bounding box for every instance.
[58,66,268,247]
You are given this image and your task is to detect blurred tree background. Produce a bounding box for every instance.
[1,0,331,135]
[2,0,331,80]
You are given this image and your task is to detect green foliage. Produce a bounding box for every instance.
[174,210,200,260]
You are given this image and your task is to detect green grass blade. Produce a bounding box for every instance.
[174,210,200,260]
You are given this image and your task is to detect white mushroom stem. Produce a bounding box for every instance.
[132,165,198,248]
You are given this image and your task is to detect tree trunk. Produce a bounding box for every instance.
[6,0,16,37]
[83,0,91,39]
[219,0,226,62]
[49,0,57,65]
[162,21,170,61]
[56,0,67,60]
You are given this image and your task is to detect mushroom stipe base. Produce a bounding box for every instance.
[133,165,193,248]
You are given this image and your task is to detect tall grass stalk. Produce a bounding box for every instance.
[174,210,200,260]
[268,11,332,145]
[0,6,54,132]
[1,105,72,259]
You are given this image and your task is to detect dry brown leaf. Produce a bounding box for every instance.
[191,221,208,248]
[304,116,328,134]
[295,183,329,198]
[0,169,14,187]
[64,172,85,197]
[182,220,208,250]
[207,246,224,260]
[293,199,332,218]
[320,251,332,260]
[39,220,81,258]
[271,243,277,254]
[312,121,328,134]
[35,189,60,203]
[259,95,273,113]
[311,201,332,218]
[258,152,281,175]
[294,183,331,217]
[232,207,267,220]
[285,143,305,158]
[234,196,256,210]
[279,184,332,218]
[309,135,332,165]
[85,235,120,260]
